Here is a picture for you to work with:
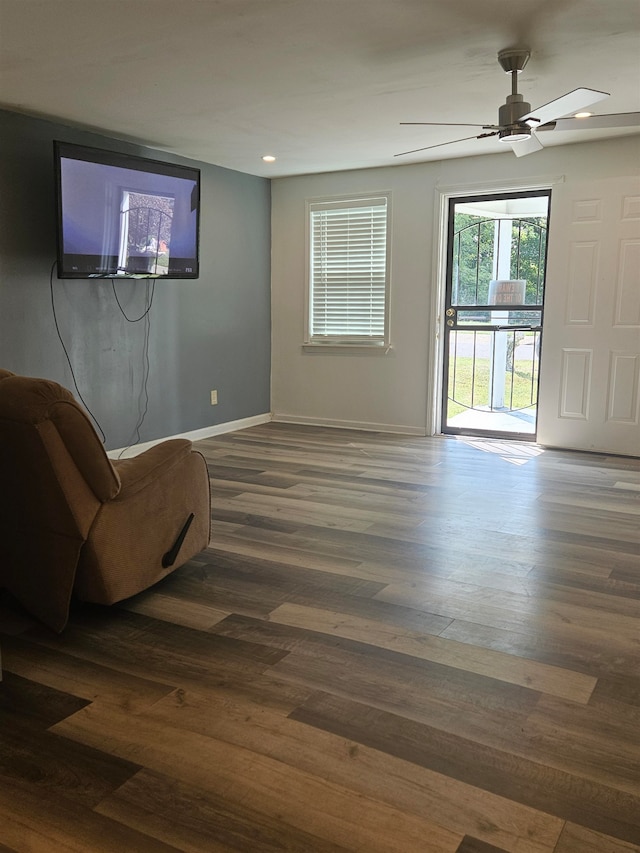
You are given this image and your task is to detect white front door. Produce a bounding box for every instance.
[537,176,640,457]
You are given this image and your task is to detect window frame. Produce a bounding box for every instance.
[304,192,391,350]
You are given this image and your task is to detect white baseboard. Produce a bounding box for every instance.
[271,412,427,436]
[108,412,272,458]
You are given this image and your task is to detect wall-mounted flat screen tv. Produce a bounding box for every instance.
[54,141,200,279]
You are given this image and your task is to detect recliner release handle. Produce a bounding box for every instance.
[162,513,195,568]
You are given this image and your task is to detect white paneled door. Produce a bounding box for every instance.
[538,176,640,457]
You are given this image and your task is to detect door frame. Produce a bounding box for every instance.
[441,189,550,440]
[427,175,565,437]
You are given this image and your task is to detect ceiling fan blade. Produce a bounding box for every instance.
[547,111,640,131]
[523,88,610,127]
[395,132,499,157]
[509,132,544,158]
[400,122,495,128]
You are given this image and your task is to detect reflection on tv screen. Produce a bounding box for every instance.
[55,142,200,279]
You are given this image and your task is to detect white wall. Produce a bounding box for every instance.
[271,135,640,437]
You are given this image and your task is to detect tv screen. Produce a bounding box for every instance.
[54,141,200,279]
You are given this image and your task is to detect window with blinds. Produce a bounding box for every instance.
[307,195,390,345]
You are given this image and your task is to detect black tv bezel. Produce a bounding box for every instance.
[54,141,201,280]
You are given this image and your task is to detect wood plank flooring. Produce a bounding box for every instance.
[1,423,639,852]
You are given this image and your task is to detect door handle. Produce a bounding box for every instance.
[494,325,542,331]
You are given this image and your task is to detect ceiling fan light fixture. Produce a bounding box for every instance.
[498,125,532,143]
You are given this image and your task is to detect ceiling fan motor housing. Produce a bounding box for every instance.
[498,94,532,141]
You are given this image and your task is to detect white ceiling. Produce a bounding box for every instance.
[1,0,639,178]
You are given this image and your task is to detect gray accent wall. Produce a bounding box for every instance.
[0,109,271,450]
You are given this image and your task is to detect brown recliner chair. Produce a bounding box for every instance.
[0,369,211,632]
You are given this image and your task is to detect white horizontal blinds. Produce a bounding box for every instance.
[310,197,388,342]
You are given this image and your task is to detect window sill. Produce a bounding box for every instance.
[302,343,393,355]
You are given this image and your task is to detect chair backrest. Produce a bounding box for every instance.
[0,371,121,630]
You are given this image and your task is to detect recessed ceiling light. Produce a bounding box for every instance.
[574,111,592,119]
[262,155,276,162]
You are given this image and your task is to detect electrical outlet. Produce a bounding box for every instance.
[210,390,218,405]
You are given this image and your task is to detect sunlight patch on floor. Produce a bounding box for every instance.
[455,436,545,465]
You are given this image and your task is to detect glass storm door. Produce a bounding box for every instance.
[442,190,550,439]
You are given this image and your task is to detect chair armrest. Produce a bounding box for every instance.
[112,439,195,497]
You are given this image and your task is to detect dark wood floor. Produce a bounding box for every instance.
[1,423,639,852]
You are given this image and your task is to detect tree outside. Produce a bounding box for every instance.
[451,214,547,308]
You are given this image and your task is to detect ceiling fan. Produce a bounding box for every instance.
[396,48,640,158]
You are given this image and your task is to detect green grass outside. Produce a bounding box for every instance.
[447,355,539,419]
